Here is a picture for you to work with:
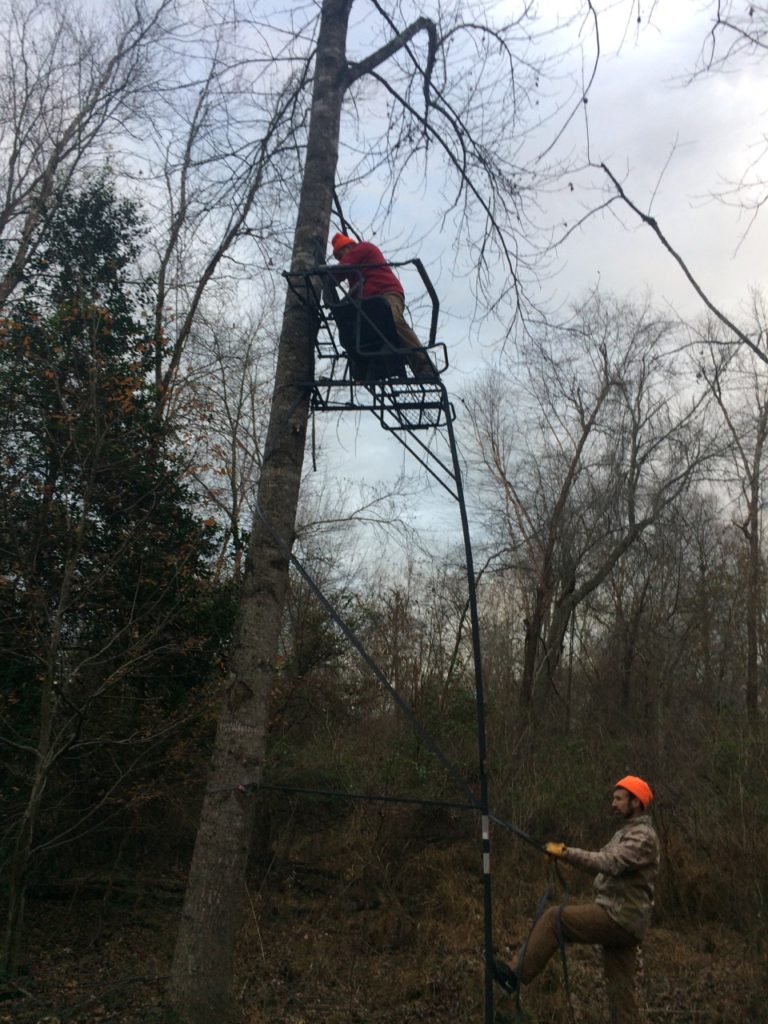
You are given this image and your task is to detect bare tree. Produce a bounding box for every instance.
[0,0,308,435]
[696,298,768,721]
[176,303,278,580]
[464,293,713,711]
[168,1,602,1019]
[139,43,308,421]
[0,0,178,305]
[697,0,768,70]
[592,4,768,360]
[692,3,768,231]
[589,501,705,732]
[583,6,768,724]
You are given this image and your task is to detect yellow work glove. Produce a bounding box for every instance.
[544,841,567,858]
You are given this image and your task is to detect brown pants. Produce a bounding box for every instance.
[519,903,640,1024]
[380,292,435,377]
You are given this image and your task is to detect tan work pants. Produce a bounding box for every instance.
[519,903,641,1024]
[380,292,435,377]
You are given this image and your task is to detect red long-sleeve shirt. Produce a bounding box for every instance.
[334,241,404,299]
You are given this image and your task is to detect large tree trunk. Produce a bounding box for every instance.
[3,678,53,976]
[745,448,763,722]
[521,591,547,708]
[745,402,768,722]
[167,3,352,1021]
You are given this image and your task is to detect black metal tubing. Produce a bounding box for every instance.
[442,393,494,1023]
[393,258,439,347]
[283,263,444,360]
[370,385,460,501]
[310,374,452,434]
[282,261,495,1023]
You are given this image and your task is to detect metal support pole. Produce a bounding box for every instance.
[442,385,495,1024]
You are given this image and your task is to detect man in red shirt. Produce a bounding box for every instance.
[329,233,436,379]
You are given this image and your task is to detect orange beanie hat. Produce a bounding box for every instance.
[331,232,355,253]
[615,775,653,808]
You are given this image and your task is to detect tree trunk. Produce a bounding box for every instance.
[4,487,81,975]
[521,596,545,708]
[743,403,767,723]
[746,465,762,722]
[3,676,54,976]
[167,3,352,1020]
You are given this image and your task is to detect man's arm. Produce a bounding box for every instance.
[312,263,351,293]
[562,825,658,877]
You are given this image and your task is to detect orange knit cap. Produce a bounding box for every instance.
[615,775,653,808]
[331,232,355,254]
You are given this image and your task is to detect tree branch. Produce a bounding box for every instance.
[599,160,768,365]
[346,11,436,111]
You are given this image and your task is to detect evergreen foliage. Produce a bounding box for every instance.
[0,178,233,970]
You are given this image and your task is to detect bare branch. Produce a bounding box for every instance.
[346,9,437,110]
[599,160,767,365]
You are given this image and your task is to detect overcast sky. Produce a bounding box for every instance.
[554,2,767,320]
[313,1,768,557]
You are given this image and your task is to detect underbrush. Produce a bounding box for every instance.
[5,714,768,1021]
[8,829,767,1024]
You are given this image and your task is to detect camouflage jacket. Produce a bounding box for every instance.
[563,814,660,940]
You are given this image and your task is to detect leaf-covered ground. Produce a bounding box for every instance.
[4,855,767,1024]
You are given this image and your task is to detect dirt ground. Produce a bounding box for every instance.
[3,859,767,1024]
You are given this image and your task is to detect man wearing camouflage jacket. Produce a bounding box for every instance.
[494,775,660,1024]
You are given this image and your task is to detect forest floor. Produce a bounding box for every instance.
[3,851,768,1024]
